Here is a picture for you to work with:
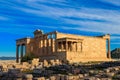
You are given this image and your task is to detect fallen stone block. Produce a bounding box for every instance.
[8,69,21,74]
[23,74,33,79]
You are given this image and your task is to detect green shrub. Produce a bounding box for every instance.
[112,75,120,80]
[21,53,35,62]
[22,69,33,74]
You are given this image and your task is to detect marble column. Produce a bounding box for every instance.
[16,45,19,63]
[43,36,45,54]
[44,35,47,54]
[50,34,53,53]
[47,37,49,54]
[24,45,26,55]
[41,40,43,54]
[55,33,58,53]
[55,40,58,53]
[39,40,42,54]
[107,39,111,58]
[39,40,41,49]
[21,45,23,60]
[25,44,29,55]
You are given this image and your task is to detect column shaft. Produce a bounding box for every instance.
[44,39,46,54]
[51,35,53,53]
[43,36,45,54]
[39,40,41,48]
[25,45,27,55]
[55,33,57,53]
[21,45,23,59]
[108,39,111,58]
[16,45,19,63]
[39,37,42,55]
[44,35,47,54]
[47,39,49,54]
[41,40,43,54]
[55,40,58,53]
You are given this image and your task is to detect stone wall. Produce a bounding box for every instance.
[56,33,109,62]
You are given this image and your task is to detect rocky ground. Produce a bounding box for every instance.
[0,59,120,80]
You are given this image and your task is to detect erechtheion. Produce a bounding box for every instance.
[16,29,111,63]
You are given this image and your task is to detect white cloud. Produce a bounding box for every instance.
[4,0,120,34]
[63,19,120,33]
[18,0,67,6]
[0,16,9,20]
[27,0,66,3]
[100,0,120,6]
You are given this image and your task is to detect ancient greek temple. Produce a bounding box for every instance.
[16,29,111,63]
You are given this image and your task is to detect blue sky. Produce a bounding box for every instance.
[0,0,120,56]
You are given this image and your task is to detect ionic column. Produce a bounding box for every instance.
[107,39,111,58]
[25,45,28,55]
[50,34,53,53]
[44,35,47,54]
[41,40,43,54]
[25,45,27,55]
[55,33,57,53]
[43,36,45,54]
[55,40,58,53]
[16,45,19,63]
[21,45,23,60]
[39,36,42,55]
[39,40,42,54]
[47,38,49,54]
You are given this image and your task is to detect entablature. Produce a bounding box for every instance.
[57,37,83,43]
